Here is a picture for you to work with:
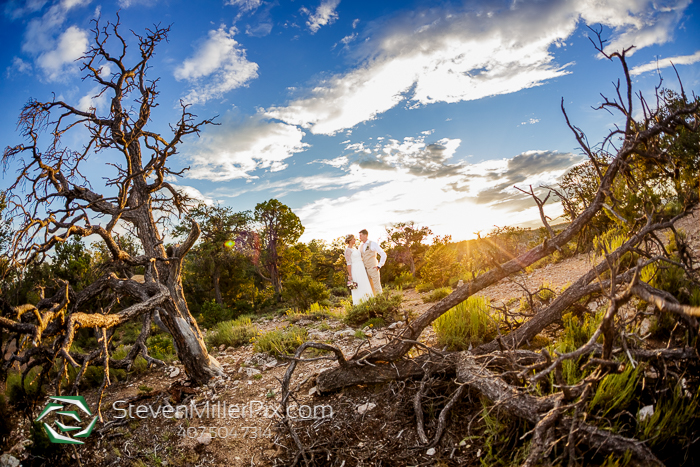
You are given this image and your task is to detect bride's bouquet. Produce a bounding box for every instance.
[347,280,358,290]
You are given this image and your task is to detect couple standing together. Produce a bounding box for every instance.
[344,229,387,305]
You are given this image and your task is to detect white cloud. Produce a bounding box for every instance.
[36,25,88,81]
[175,26,259,105]
[184,116,309,181]
[18,0,91,81]
[265,0,691,136]
[630,50,700,75]
[305,0,341,33]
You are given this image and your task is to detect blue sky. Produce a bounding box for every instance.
[1,0,699,243]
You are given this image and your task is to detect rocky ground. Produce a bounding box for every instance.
[3,207,698,466]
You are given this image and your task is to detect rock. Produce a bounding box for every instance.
[639,405,654,422]
[457,280,464,288]
[364,330,373,338]
[174,410,185,419]
[246,353,277,369]
[309,386,317,396]
[356,402,376,415]
[388,322,398,330]
[219,344,226,351]
[644,368,659,379]
[335,329,355,338]
[639,317,654,336]
[239,367,261,377]
[308,331,332,341]
[296,319,313,326]
[196,431,212,446]
[169,367,180,378]
[0,454,20,467]
[587,301,597,312]
[426,448,436,456]
[226,346,234,352]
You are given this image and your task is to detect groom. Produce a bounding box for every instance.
[359,229,387,295]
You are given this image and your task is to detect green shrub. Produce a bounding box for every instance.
[6,367,45,409]
[432,296,494,350]
[282,276,330,311]
[393,271,415,289]
[362,317,385,329]
[638,383,700,450]
[589,364,640,418]
[207,316,257,349]
[416,282,435,293]
[147,333,176,362]
[423,286,452,303]
[330,286,350,297]
[253,326,308,357]
[199,300,236,328]
[344,292,402,326]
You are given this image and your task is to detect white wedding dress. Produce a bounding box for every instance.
[348,247,374,305]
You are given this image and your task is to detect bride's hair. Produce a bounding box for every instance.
[345,234,355,244]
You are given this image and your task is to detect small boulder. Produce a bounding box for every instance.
[169,367,180,378]
[196,431,212,446]
[0,454,20,467]
[426,448,436,456]
[356,402,376,415]
[639,405,654,422]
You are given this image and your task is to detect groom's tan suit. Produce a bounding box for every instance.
[361,241,386,295]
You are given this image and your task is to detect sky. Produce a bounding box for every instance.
[0,0,699,244]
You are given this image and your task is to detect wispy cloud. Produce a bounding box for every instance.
[304,0,341,34]
[225,0,263,12]
[265,0,691,136]
[630,50,700,75]
[175,26,259,105]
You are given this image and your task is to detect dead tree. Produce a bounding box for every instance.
[0,15,223,403]
[280,36,700,465]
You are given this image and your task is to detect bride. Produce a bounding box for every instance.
[344,234,374,305]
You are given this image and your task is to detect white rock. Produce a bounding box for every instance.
[174,411,185,419]
[364,330,373,338]
[639,318,654,336]
[335,329,355,338]
[457,280,464,288]
[388,322,398,329]
[0,454,20,467]
[639,405,655,422]
[426,448,436,456]
[169,367,180,378]
[196,431,212,446]
[240,367,261,377]
[309,386,317,396]
[356,402,376,415]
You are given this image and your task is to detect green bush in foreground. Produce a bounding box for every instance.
[344,292,403,326]
[433,296,494,350]
[253,326,308,357]
[207,316,257,349]
[423,286,452,303]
